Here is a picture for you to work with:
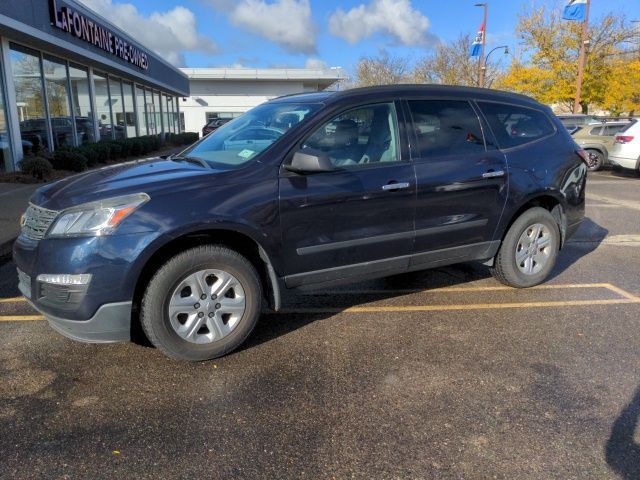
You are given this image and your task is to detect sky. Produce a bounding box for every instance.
[77,0,640,74]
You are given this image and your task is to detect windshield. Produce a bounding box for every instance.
[178,102,322,168]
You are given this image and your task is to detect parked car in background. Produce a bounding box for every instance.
[202,118,232,137]
[608,120,640,173]
[14,85,587,361]
[571,122,628,171]
[557,114,599,134]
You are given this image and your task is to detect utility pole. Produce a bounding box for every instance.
[476,3,488,88]
[573,0,591,114]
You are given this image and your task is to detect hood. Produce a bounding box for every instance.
[32,158,217,211]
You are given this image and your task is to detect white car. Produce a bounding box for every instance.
[608,120,640,173]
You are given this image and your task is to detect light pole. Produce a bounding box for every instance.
[573,0,591,114]
[475,3,488,88]
[482,45,509,87]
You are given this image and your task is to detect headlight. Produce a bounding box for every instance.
[47,193,149,238]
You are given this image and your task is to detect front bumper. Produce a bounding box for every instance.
[608,155,639,171]
[27,297,132,343]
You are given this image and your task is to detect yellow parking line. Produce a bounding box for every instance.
[0,315,44,322]
[280,298,640,314]
[603,283,640,302]
[0,296,26,303]
[310,282,616,295]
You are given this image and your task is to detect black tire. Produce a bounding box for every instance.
[490,207,560,288]
[141,245,262,361]
[586,149,605,171]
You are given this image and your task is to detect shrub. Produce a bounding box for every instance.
[93,142,111,163]
[19,156,53,180]
[77,145,99,167]
[52,150,88,172]
[109,142,122,159]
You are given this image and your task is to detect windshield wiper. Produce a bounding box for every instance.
[171,156,210,169]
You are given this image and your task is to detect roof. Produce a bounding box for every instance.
[180,67,344,87]
[271,84,542,107]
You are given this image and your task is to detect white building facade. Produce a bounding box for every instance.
[179,68,344,135]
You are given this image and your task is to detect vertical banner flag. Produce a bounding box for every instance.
[470,22,485,57]
[563,0,587,21]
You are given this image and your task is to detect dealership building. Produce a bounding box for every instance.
[0,0,189,173]
[179,68,344,134]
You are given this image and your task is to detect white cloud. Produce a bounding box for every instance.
[329,0,431,46]
[304,58,328,70]
[210,0,317,55]
[77,0,219,66]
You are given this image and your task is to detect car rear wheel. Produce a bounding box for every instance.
[490,207,560,288]
[141,245,262,361]
[586,149,605,171]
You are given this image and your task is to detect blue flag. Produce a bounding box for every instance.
[563,0,587,21]
[470,22,485,57]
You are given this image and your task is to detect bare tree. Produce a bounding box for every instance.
[353,54,410,87]
[413,34,504,88]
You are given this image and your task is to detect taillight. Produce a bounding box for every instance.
[575,148,590,165]
[615,135,634,144]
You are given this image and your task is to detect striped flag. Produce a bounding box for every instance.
[563,0,587,21]
[470,22,485,57]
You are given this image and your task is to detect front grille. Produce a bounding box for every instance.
[21,204,58,241]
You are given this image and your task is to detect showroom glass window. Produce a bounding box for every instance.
[168,96,175,133]
[93,72,112,140]
[43,55,73,149]
[145,87,157,135]
[135,85,147,136]
[0,54,13,172]
[162,93,170,133]
[154,90,162,133]
[9,44,49,154]
[109,76,125,139]
[122,81,136,138]
[69,64,95,144]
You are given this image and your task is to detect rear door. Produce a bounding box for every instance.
[278,101,416,287]
[406,98,508,267]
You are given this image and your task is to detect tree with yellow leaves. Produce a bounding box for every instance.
[496,5,636,114]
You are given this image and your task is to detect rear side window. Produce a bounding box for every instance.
[588,126,603,136]
[619,120,638,133]
[478,102,555,149]
[602,125,624,136]
[407,100,486,157]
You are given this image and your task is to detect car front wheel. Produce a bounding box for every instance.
[141,245,262,361]
[490,207,560,288]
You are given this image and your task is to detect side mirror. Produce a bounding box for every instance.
[285,149,333,174]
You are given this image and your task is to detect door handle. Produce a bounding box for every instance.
[482,170,505,179]
[382,182,410,191]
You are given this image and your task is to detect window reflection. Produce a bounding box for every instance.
[69,64,95,144]
[43,55,74,149]
[122,82,136,138]
[10,44,49,154]
[135,85,147,136]
[0,56,13,171]
[93,72,112,140]
[109,76,125,139]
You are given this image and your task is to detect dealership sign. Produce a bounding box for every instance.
[49,0,149,71]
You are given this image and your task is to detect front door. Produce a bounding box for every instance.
[279,102,416,288]
[406,98,508,267]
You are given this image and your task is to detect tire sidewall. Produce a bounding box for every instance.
[142,247,262,361]
[500,208,560,288]
[586,150,604,171]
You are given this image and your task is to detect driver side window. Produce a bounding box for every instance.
[302,103,400,168]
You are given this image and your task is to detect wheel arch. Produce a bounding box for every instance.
[131,228,282,331]
[490,193,566,266]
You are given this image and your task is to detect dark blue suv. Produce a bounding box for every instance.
[13,85,587,361]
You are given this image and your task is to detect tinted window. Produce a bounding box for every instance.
[588,126,603,136]
[302,103,400,168]
[602,125,624,136]
[407,100,485,157]
[479,102,555,149]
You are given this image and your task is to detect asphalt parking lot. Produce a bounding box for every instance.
[1,169,639,479]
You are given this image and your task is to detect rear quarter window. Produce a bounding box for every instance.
[478,102,556,149]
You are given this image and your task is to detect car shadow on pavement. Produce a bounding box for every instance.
[547,216,608,281]
[605,385,640,479]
